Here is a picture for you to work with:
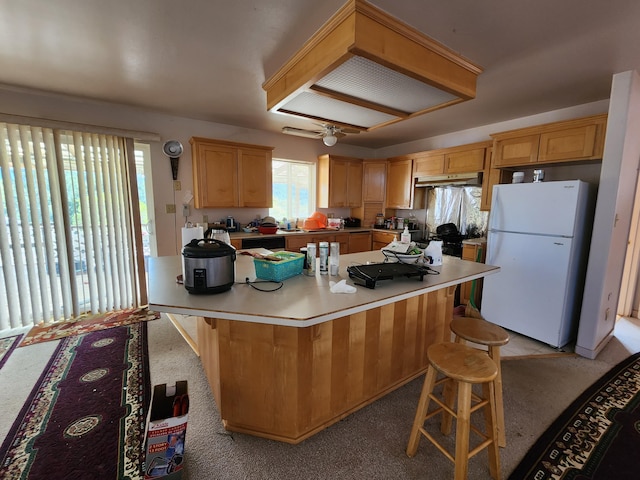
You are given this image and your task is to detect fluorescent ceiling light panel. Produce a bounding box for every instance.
[263,0,482,132]
[315,56,459,114]
[280,91,398,128]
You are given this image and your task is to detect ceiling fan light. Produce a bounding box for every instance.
[323,135,337,146]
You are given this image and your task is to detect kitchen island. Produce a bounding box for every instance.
[148,250,499,444]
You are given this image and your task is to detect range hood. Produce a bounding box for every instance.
[415,172,480,187]
[262,0,482,132]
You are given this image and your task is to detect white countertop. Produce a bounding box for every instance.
[148,250,499,328]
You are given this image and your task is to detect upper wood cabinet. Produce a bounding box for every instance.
[190,137,273,208]
[362,160,387,203]
[413,142,489,176]
[446,146,487,173]
[491,114,607,168]
[317,155,363,208]
[413,155,445,176]
[386,157,413,209]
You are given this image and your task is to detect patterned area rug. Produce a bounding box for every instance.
[20,307,160,347]
[509,352,640,479]
[0,323,150,479]
[0,335,22,370]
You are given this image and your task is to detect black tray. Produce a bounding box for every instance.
[347,262,430,289]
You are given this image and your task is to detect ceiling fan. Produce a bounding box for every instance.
[281,123,360,146]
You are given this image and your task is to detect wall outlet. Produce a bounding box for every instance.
[182,204,190,217]
[165,204,176,214]
[173,180,181,191]
[202,215,209,223]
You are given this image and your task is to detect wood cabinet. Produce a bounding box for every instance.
[190,137,273,208]
[285,231,350,253]
[386,157,413,209]
[446,146,486,173]
[413,155,445,176]
[362,160,387,202]
[413,142,489,177]
[492,134,539,167]
[491,114,607,168]
[348,231,372,253]
[372,230,398,251]
[460,241,486,309]
[317,155,363,208]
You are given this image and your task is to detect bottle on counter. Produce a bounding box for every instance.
[401,226,411,244]
[319,241,329,275]
[305,243,316,275]
[329,242,340,276]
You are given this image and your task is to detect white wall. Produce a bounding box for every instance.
[576,71,640,358]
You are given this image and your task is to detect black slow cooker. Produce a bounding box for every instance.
[182,238,236,294]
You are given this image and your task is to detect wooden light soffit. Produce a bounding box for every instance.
[262,0,483,132]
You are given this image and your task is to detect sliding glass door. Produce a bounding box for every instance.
[0,123,147,331]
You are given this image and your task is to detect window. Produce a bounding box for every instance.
[270,159,315,224]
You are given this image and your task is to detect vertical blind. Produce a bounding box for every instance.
[0,123,146,331]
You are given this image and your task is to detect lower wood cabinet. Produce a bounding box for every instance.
[372,230,398,251]
[285,232,350,253]
[348,231,372,253]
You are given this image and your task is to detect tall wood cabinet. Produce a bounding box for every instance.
[386,157,413,209]
[190,137,274,208]
[351,160,387,228]
[317,155,363,208]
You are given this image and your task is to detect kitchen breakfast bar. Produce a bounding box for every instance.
[148,250,499,444]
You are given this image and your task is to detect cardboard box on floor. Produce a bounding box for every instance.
[143,381,189,479]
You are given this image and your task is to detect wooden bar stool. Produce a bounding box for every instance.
[449,316,509,447]
[406,342,501,480]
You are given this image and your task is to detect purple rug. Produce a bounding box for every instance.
[0,323,150,479]
[0,335,22,370]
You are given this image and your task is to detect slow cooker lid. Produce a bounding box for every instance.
[182,238,236,258]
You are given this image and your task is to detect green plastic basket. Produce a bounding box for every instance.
[253,251,305,281]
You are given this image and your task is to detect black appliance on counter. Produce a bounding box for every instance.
[343,217,361,228]
[428,223,467,257]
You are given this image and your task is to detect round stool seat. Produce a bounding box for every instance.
[450,316,509,346]
[427,342,497,384]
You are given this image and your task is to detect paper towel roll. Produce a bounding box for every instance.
[181,226,203,278]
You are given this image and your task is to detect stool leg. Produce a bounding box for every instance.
[489,345,506,447]
[440,377,456,435]
[406,365,437,457]
[454,381,472,480]
[441,335,466,434]
[482,382,501,479]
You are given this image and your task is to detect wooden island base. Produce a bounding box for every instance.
[197,287,455,444]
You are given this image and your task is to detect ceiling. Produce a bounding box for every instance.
[1,0,639,149]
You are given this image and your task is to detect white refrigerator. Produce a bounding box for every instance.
[481,180,592,348]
